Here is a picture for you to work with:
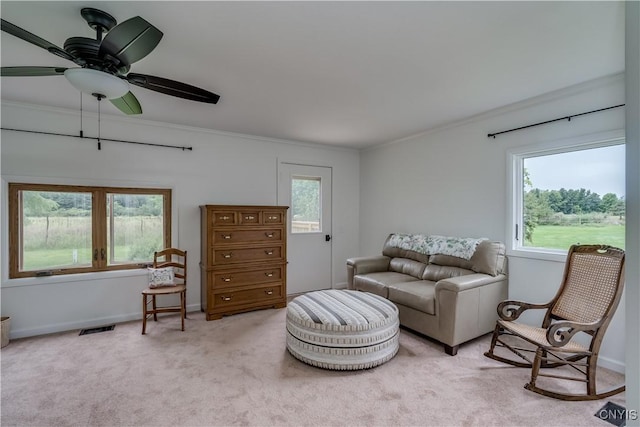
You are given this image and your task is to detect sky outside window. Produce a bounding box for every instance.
[524,144,625,197]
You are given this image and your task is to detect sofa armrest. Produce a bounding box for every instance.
[436,273,507,292]
[435,273,508,348]
[346,256,391,289]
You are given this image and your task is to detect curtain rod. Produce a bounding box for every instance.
[487,104,625,139]
[0,127,193,151]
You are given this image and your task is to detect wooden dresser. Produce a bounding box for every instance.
[200,205,288,320]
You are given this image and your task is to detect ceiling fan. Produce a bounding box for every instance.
[0,7,220,115]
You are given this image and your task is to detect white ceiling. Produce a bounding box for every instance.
[0,1,625,149]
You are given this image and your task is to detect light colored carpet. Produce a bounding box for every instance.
[0,308,625,426]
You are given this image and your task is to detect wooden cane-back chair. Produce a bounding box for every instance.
[484,244,625,400]
[142,248,187,334]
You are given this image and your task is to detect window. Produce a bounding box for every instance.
[508,135,625,259]
[290,176,321,233]
[8,183,171,278]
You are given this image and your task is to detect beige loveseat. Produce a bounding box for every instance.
[347,234,508,355]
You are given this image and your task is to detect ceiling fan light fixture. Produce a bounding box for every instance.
[64,68,129,99]
[4,10,219,113]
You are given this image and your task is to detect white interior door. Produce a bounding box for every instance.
[278,163,332,294]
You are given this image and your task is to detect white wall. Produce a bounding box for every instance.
[625,1,640,421]
[359,74,628,371]
[0,102,360,338]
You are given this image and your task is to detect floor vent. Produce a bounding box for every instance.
[79,325,115,336]
[595,401,627,427]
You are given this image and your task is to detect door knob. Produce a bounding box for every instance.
[325,235,331,242]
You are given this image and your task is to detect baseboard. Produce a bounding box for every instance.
[598,355,626,374]
[8,303,201,339]
[287,284,348,301]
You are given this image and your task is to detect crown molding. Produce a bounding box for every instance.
[0,100,358,153]
[367,72,625,152]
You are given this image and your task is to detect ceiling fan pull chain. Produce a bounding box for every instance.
[97,97,101,150]
[79,93,83,138]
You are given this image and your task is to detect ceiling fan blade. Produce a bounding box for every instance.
[1,66,67,77]
[1,19,78,63]
[99,16,163,67]
[110,91,142,115]
[126,73,220,104]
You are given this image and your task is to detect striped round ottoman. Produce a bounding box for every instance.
[286,289,399,370]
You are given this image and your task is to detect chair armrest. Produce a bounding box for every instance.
[346,256,391,275]
[496,300,552,321]
[546,319,603,347]
[436,273,506,292]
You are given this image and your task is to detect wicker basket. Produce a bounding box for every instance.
[1,316,10,348]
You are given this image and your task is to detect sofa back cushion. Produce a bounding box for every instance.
[389,258,427,279]
[472,240,506,275]
[382,235,430,263]
[429,241,506,276]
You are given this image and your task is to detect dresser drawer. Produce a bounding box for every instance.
[263,210,284,225]
[210,210,237,226]
[211,285,283,309]
[210,245,284,265]
[211,228,283,245]
[239,210,261,225]
[210,265,284,288]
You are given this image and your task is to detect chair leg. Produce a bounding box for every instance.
[524,348,626,400]
[152,295,158,321]
[486,323,500,356]
[525,347,544,391]
[484,323,535,368]
[184,289,188,319]
[180,291,185,331]
[586,354,597,396]
[142,294,147,335]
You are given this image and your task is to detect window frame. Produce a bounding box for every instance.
[506,130,625,262]
[8,183,171,278]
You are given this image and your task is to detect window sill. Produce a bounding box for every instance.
[506,247,568,263]
[1,268,149,289]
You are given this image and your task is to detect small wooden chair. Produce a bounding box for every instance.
[484,244,625,400]
[142,248,187,334]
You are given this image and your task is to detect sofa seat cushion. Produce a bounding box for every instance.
[422,264,473,282]
[353,272,417,298]
[388,280,436,315]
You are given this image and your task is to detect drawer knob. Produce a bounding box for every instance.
[245,215,255,220]
[222,234,232,239]
[265,250,274,255]
[268,216,278,220]
[222,253,233,259]
[222,277,232,282]
[220,215,231,220]
[265,272,274,277]
[221,296,232,301]
[265,290,273,295]
[265,232,274,238]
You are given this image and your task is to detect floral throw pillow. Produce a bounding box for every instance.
[148,267,176,288]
